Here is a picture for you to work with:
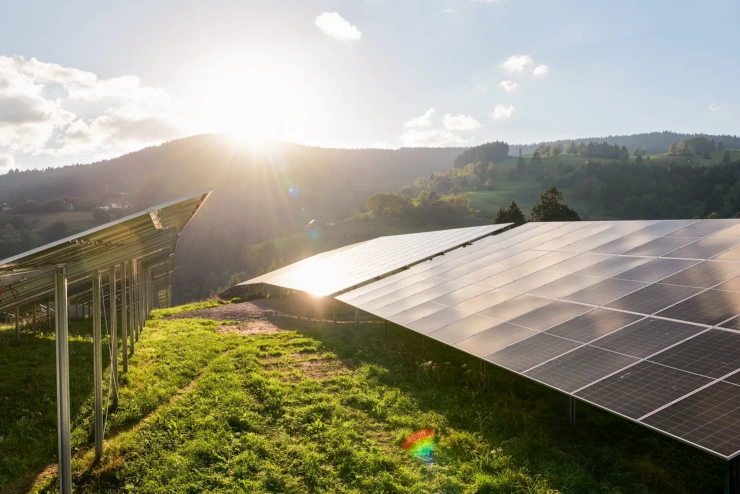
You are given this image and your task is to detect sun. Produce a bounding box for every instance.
[199,66,306,144]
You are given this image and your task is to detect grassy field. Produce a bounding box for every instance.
[0,296,728,493]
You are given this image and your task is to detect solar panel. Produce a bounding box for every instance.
[565,278,648,306]
[664,237,740,259]
[507,301,592,331]
[613,258,700,283]
[648,330,740,379]
[660,261,740,289]
[590,236,657,255]
[606,283,702,315]
[656,290,740,327]
[545,308,644,343]
[251,219,740,459]
[484,333,582,372]
[454,322,538,357]
[241,224,511,295]
[478,294,553,322]
[524,345,639,393]
[642,381,740,457]
[576,361,713,420]
[591,317,705,358]
[427,314,502,344]
[622,237,700,257]
[666,219,739,238]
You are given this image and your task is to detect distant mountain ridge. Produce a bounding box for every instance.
[512,131,740,155]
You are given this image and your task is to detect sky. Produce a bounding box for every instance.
[0,0,738,170]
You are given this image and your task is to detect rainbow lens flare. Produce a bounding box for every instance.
[402,429,435,463]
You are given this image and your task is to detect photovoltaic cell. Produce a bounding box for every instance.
[408,280,468,304]
[649,329,740,379]
[484,333,582,373]
[720,317,740,332]
[666,219,739,238]
[427,314,502,344]
[655,290,740,327]
[606,283,702,315]
[714,246,740,261]
[524,345,639,393]
[407,307,471,334]
[477,267,536,289]
[642,381,740,457]
[531,274,604,299]
[663,237,740,260]
[711,223,740,238]
[558,235,620,253]
[715,277,740,293]
[387,301,449,325]
[660,261,740,289]
[545,253,614,274]
[545,308,643,343]
[478,294,553,322]
[361,277,448,311]
[509,223,592,250]
[429,284,492,306]
[507,301,592,331]
[535,223,619,252]
[576,256,650,278]
[613,258,700,283]
[453,289,519,313]
[594,220,657,237]
[565,278,648,306]
[589,236,657,255]
[576,361,713,420]
[625,220,698,237]
[622,237,700,257]
[497,270,570,293]
[513,250,577,271]
[592,317,705,359]
[454,323,538,357]
[373,295,432,318]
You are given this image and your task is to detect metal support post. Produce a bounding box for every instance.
[355,308,359,327]
[33,302,37,335]
[424,335,427,359]
[139,261,145,331]
[384,319,387,336]
[109,265,118,401]
[130,260,136,351]
[569,396,576,424]
[47,300,51,329]
[54,266,72,494]
[15,305,19,341]
[122,261,129,372]
[92,269,103,461]
[333,299,337,327]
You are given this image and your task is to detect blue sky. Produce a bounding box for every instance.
[0,0,738,169]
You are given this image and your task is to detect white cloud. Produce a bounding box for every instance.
[443,8,458,14]
[400,129,472,147]
[315,12,362,41]
[533,64,549,78]
[0,55,185,167]
[501,54,533,74]
[443,113,481,131]
[491,104,515,120]
[403,108,436,128]
[499,80,518,92]
[709,102,719,112]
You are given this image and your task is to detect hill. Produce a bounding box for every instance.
[0,135,463,302]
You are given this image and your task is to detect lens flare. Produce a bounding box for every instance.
[289,186,299,197]
[402,429,435,463]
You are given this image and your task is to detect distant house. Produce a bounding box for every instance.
[106,202,133,210]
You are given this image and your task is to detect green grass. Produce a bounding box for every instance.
[0,299,728,493]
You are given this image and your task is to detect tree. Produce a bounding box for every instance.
[668,143,678,155]
[724,150,732,164]
[367,192,411,217]
[718,141,725,152]
[41,221,68,243]
[530,187,581,222]
[635,154,643,164]
[516,156,527,176]
[494,201,527,226]
[550,143,563,158]
[449,184,460,196]
[566,142,577,155]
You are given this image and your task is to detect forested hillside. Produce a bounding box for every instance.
[0,135,462,302]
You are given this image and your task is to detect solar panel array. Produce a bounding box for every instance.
[239,224,510,296]
[335,219,740,458]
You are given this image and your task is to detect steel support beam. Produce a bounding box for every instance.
[47,300,51,329]
[728,456,740,494]
[109,265,118,401]
[92,269,103,461]
[569,396,577,424]
[15,305,19,341]
[355,308,359,327]
[54,266,72,494]
[33,302,37,334]
[122,261,128,372]
[129,259,136,352]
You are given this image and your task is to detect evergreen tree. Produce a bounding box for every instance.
[493,201,527,226]
[724,150,732,164]
[530,187,581,222]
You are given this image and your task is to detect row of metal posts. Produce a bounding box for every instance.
[57,258,155,494]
